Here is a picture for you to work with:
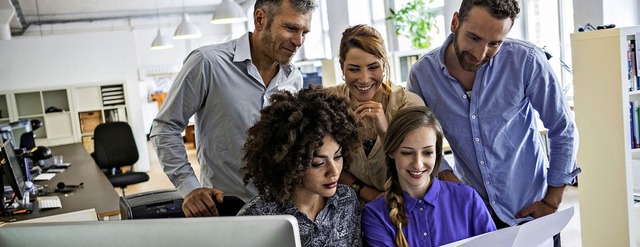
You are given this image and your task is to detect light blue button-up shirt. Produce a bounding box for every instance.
[407,34,580,225]
[151,32,303,201]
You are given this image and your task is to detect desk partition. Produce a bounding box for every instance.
[1,143,120,222]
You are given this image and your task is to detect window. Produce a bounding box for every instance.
[392,0,446,52]
[297,0,330,60]
[523,0,575,102]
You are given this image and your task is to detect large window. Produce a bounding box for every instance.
[523,0,575,101]
[391,0,446,52]
[297,0,576,98]
[297,0,330,60]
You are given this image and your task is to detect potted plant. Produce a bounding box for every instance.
[387,0,439,49]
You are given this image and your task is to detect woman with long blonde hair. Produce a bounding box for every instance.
[362,106,495,246]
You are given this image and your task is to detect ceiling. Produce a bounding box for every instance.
[2,0,253,36]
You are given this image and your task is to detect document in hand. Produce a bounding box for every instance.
[441,207,575,247]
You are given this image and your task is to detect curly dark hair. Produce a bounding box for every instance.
[242,86,361,204]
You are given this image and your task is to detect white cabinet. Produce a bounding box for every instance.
[571,26,640,246]
[73,83,128,153]
[10,89,74,146]
[0,94,10,125]
[75,86,102,111]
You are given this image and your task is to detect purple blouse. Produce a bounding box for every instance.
[362,178,496,246]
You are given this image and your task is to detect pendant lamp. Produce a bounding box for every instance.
[211,0,248,24]
[151,0,173,50]
[174,0,202,39]
[151,29,174,50]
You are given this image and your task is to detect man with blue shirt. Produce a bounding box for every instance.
[407,1,579,246]
[150,0,317,217]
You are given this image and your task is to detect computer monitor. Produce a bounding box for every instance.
[1,139,26,200]
[0,215,302,246]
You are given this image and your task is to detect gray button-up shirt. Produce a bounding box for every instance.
[150,32,303,201]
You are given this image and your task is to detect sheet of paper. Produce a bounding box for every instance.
[442,207,574,247]
[33,173,56,181]
[513,206,574,246]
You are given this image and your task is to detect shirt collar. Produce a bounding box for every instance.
[232,32,294,74]
[403,178,442,212]
[233,32,252,63]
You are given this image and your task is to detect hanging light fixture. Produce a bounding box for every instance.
[151,29,174,50]
[151,0,173,50]
[174,0,202,39]
[211,0,248,24]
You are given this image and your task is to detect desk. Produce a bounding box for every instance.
[1,143,120,222]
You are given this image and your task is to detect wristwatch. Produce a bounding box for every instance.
[350,180,364,196]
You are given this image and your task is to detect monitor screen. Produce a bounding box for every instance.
[1,139,26,200]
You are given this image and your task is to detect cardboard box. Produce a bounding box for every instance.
[79,111,102,134]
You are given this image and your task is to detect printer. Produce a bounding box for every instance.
[119,189,185,219]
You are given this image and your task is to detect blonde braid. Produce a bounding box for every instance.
[384,177,409,247]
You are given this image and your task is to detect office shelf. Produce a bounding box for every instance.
[0,94,10,124]
[73,83,129,153]
[571,26,640,246]
[9,89,74,144]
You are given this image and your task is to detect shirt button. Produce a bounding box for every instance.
[491,201,496,205]
[420,207,424,211]
[480,161,485,165]
[475,138,480,142]
[485,181,490,185]
[423,232,428,237]
[471,115,476,119]
[462,95,467,99]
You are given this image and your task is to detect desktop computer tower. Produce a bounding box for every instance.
[119,189,185,219]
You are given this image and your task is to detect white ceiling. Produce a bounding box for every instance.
[4,0,253,34]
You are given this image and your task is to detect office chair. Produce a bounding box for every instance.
[92,122,149,196]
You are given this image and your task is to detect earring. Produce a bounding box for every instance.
[342,74,345,81]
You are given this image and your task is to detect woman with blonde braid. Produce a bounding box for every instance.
[362,106,495,246]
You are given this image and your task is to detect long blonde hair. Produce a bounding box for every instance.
[383,106,444,247]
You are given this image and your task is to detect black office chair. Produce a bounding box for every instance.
[92,121,149,196]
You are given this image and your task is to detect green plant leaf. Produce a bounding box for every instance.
[388,0,438,49]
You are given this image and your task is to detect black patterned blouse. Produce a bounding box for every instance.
[237,184,362,246]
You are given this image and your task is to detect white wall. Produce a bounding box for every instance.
[0,13,246,172]
[0,31,151,171]
[573,0,639,32]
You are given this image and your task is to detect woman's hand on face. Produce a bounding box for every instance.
[355,101,387,137]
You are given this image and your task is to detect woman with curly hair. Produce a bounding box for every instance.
[237,86,362,246]
[362,106,495,246]
[328,24,425,203]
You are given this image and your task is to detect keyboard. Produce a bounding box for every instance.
[37,196,62,210]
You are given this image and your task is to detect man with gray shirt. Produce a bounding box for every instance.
[151,0,317,217]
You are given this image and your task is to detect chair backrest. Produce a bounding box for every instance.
[93,122,139,169]
[19,131,36,150]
